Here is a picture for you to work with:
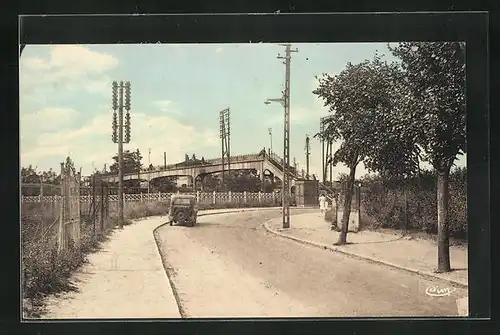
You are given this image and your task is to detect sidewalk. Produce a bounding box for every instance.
[40,207,278,319]
[264,212,468,288]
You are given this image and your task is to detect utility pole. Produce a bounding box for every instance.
[219,108,231,191]
[305,134,311,179]
[164,152,167,168]
[148,148,151,194]
[112,80,131,228]
[39,175,43,197]
[329,141,333,184]
[265,43,298,229]
[320,115,333,185]
[268,128,273,154]
[320,119,325,183]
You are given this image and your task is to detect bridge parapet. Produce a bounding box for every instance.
[99,152,263,178]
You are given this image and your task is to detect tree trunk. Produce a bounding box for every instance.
[436,167,451,272]
[336,165,356,245]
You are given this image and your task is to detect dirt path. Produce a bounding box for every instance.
[40,217,180,319]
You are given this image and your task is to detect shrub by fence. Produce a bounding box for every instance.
[359,168,467,239]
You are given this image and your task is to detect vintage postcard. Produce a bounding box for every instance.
[20,42,468,319]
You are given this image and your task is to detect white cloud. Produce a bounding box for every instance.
[20,109,219,176]
[265,104,329,127]
[153,100,180,115]
[20,107,79,134]
[215,47,224,54]
[20,45,119,96]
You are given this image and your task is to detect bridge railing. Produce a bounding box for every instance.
[266,151,299,178]
[99,153,263,178]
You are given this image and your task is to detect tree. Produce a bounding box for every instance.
[151,177,178,193]
[21,165,40,184]
[229,170,262,192]
[201,173,220,191]
[109,149,143,174]
[63,156,77,175]
[389,42,466,272]
[313,54,405,245]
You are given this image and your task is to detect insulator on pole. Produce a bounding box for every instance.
[112,81,118,110]
[124,82,131,110]
[124,112,131,143]
[112,111,118,143]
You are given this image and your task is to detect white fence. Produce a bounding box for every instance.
[21,191,280,206]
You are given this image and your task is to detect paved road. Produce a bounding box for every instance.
[155,209,466,318]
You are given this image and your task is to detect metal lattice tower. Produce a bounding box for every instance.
[219,108,231,190]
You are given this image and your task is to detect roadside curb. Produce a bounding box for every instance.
[197,207,282,217]
[152,206,282,318]
[263,219,468,289]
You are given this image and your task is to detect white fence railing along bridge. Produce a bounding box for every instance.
[21,191,280,206]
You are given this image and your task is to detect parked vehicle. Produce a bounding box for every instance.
[168,194,198,227]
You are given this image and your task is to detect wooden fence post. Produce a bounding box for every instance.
[140,192,143,202]
[58,162,65,253]
[158,191,161,201]
[272,191,275,205]
[228,191,232,204]
[213,191,216,205]
[258,191,262,205]
[244,191,247,204]
[196,191,200,203]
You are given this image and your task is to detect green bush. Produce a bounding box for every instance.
[360,168,467,239]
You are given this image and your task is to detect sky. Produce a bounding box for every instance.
[19,42,466,179]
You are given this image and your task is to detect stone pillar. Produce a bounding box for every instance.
[260,169,265,192]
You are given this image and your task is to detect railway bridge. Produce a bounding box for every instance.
[99,151,302,191]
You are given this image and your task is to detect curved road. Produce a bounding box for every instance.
[155,209,466,318]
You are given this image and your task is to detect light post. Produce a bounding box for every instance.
[111,80,131,228]
[148,148,151,194]
[219,108,231,191]
[264,43,298,229]
[268,128,273,154]
[305,134,310,179]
